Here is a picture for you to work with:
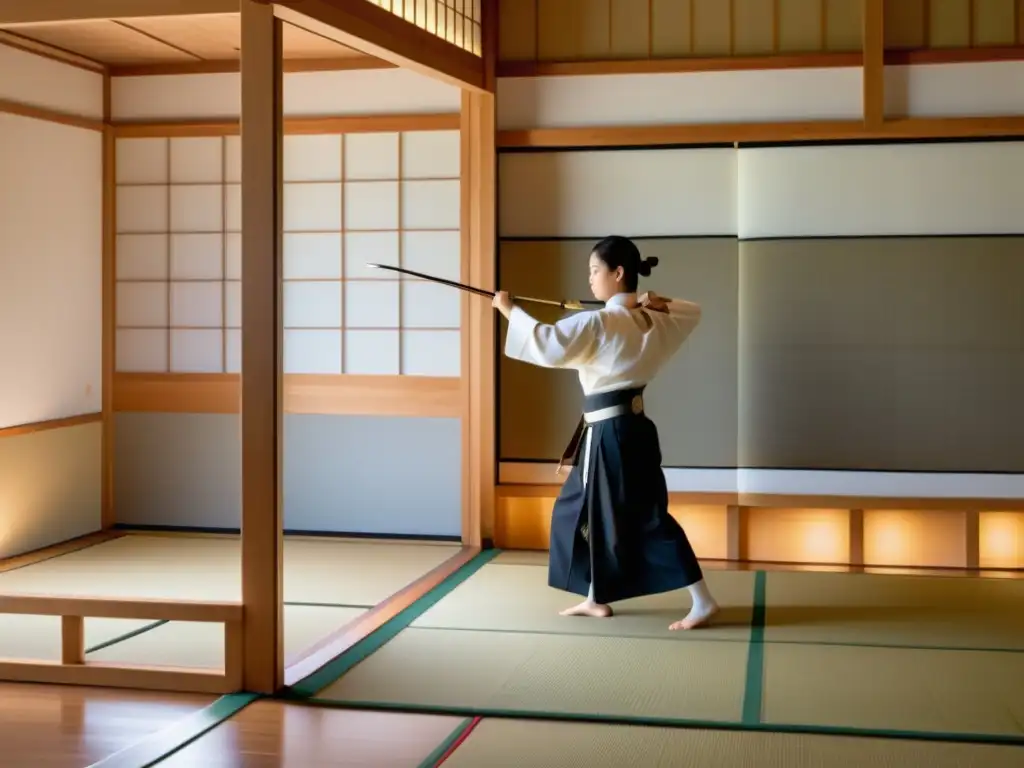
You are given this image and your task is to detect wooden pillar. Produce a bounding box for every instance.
[239,0,285,694]
[726,505,747,562]
[965,510,980,570]
[460,90,496,549]
[862,0,885,128]
[849,508,865,569]
[461,0,498,547]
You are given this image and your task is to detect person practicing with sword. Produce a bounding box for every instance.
[491,235,719,631]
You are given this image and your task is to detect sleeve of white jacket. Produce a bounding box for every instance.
[503,305,601,369]
[655,298,702,351]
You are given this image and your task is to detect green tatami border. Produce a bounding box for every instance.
[297,696,1024,749]
[86,692,261,768]
[283,548,502,699]
[742,570,767,724]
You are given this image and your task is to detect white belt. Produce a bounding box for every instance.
[583,394,644,424]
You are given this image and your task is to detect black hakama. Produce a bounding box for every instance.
[548,386,704,605]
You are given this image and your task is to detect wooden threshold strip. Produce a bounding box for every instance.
[497,116,1024,149]
[0,530,121,573]
[0,97,103,132]
[0,412,102,440]
[113,373,461,417]
[111,112,461,138]
[282,546,480,688]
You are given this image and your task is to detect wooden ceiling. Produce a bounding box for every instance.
[0,12,388,74]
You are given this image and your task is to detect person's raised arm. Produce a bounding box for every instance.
[640,291,702,344]
[493,291,601,369]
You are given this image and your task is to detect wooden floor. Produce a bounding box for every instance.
[158,700,464,766]
[0,682,215,767]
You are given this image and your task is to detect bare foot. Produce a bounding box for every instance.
[559,600,613,618]
[669,602,719,631]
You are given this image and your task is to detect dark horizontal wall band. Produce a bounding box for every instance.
[498,142,735,154]
[499,235,737,242]
[739,135,1024,149]
[501,234,1024,243]
[740,233,1024,241]
[498,137,1023,153]
[501,461,1024,476]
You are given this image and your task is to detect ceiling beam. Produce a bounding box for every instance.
[0,0,240,26]
[273,0,485,92]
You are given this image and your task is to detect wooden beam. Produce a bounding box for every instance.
[240,0,285,696]
[110,112,460,138]
[0,413,101,439]
[863,0,885,128]
[273,0,486,91]
[108,56,394,78]
[0,0,239,25]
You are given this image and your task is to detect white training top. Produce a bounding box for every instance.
[503,292,702,397]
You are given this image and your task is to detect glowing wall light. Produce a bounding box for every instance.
[979,512,1024,569]
[669,504,728,560]
[746,508,849,564]
[366,0,483,56]
[863,509,966,568]
[495,495,553,550]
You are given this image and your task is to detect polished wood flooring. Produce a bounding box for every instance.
[159,701,463,767]
[0,685,463,767]
[0,682,215,767]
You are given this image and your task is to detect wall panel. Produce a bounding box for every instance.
[110,69,461,122]
[0,112,102,430]
[737,141,1024,238]
[496,67,862,129]
[114,413,461,536]
[498,148,736,237]
[0,423,101,560]
[498,60,1024,130]
[496,140,1024,500]
[738,236,1024,474]
[0,44,103,120]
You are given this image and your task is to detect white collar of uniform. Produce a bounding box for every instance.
[605,292,638,308]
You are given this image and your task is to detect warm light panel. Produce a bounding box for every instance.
[979,512,1024,569]
[746,508,849,564]
[669,504,728,560]
[864,509,966,569]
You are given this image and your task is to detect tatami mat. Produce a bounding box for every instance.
[443,718,1024,767]
[316,627,749,723]
[411,561,755,641]
[87,605,364,669]
[764,570,1024,650]
[0,614,157,661]
[762,642,1024,739]
[0,533,460,606]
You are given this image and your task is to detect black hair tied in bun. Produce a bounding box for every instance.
[638,256,659,277]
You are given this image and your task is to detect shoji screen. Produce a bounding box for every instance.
[114,129,461,378]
